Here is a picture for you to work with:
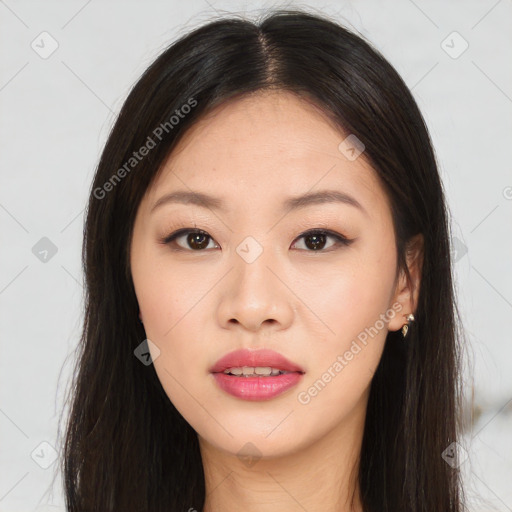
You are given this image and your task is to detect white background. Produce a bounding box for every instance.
[0,1,511,510]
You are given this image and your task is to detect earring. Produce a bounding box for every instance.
[401,313,415,337]
[138,311,143,324]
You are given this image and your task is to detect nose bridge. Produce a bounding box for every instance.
[216,233,293,331]
[232,233,277,297]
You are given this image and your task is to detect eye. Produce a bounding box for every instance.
[160,227,353,252]
[161,228,219,251]
[291,229,353,252]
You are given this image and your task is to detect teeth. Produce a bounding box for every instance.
[222,366,289,376]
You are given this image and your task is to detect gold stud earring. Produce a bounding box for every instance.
[401,313,415,337]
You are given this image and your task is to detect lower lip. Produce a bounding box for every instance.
[212,372,304,401]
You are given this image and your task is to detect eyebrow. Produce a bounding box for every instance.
[151,189,367,216]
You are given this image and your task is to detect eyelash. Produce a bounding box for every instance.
[159,227,354,252]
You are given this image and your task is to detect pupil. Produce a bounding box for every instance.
[305,233,326,250]
[185,233,327,251]
[188,233,208,250]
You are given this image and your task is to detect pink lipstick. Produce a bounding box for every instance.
[209,348,305,401]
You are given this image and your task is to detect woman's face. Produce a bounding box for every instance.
[130,90,415,460]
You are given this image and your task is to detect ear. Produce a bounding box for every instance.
[387,233,424,333]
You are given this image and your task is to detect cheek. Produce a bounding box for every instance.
[135,256,206,340]
[298,252,395,340]
[134,261,212,424]
[134,256,222,379]
[293,248,396,399]
[130,244,207,399]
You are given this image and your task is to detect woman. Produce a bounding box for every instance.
[60,8,466,511]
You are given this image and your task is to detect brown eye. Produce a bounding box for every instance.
[185,232,211,250]
[303,232,328,250]
[162,228,352,252]
[291,229,352,252]
[163,229,218,251]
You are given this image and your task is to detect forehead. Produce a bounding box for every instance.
[145,90,390,219]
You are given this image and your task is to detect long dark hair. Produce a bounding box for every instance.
[58,8,466,511]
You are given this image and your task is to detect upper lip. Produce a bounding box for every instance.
[210,348,305,373]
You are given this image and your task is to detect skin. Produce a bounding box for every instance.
[130,90,423,512]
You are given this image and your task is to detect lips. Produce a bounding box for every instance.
[210,348,305,401]
[209,348,305,374]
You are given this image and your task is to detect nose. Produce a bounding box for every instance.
[216,243,294,333]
